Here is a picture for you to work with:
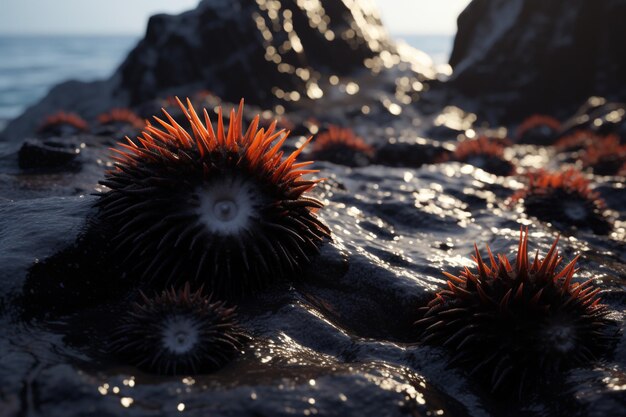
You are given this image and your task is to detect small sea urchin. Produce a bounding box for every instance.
[111,283,245,375]
[38,111,88,137]
[312,125,374,167]
[512,169,612,235]
[515,115,561,145]
[96,98,331,295]
[554,130,602,153]
[416,229,614,396]
[98,108,145,130]
[580,135,626,176]
[443,136,514,176]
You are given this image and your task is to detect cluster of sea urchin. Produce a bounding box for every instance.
[512,169,612,235]
[38,111,89,137]
[443,136,514,176]
[416,229,614,396]
[312,125,374,167]
[96,98,331,296]
[98,108,145,130]
[111,283,245,375]
[515,115,561,145]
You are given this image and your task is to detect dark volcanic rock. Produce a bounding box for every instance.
[1,0,434,142]
[118,0,396,105]
[18,138,81,171]
[444,0,626,123]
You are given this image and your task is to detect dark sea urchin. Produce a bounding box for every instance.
[416,229,615,396]
[512,169,612,235]
[38,111,89,137]
[515,115,561,145]
[98,108,145,130]
[111,283,245,374]
[442,136,514,176]
[580,134,626,176]
[96,98,331,295]
[312,125,374,167]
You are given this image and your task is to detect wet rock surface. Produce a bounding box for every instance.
[1,1,625,416]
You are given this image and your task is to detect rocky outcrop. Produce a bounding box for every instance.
[1,0,434,142]
[445,0,626,123]
[117,0,398,105]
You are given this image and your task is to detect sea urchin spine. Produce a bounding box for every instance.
[96,98,331,296]
[111,283,246,375]
[416,229,614,396]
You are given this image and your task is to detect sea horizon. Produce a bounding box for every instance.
[0,33,454,131]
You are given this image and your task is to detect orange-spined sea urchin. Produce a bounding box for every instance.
[512,169,612,235]
[96,98,331,295]
[98,108,145,130]
[38,111,88,137]
[580,135,626,176]
[416,229,615,396]
[312,125,374,167]
[442,136,515,176]
[111,283,246,375]
[515,115,561,145]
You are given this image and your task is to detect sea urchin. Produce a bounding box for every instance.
[98,108,145,130]
[38,111,88,137]
[312,125,374,167]
[111,283,246,375]
[96,98,330,295]
[515,115,561,145]
[416,229,615,396]
[511,169,612,235]
[442,136,514,176]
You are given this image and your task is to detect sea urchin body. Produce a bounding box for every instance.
[416,229,614,396]
[96,98,331,296]
[111,283,245,375]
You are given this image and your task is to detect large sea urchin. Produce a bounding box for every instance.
[512,169,612,235]
[111,283,245,374]
[416,229,615,396]
[96,98,331,295]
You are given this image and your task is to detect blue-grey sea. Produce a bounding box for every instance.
[0,34,453,131]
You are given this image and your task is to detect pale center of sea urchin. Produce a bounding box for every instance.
[562,200,588,221]
[541,316,578,354]
[466,155,487,168]
[197,176,260,235]
[161,315,200,355]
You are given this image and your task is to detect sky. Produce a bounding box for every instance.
[0,0,471,35]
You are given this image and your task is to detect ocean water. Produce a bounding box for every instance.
[0,35,139,126]
[0,34,453,130]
